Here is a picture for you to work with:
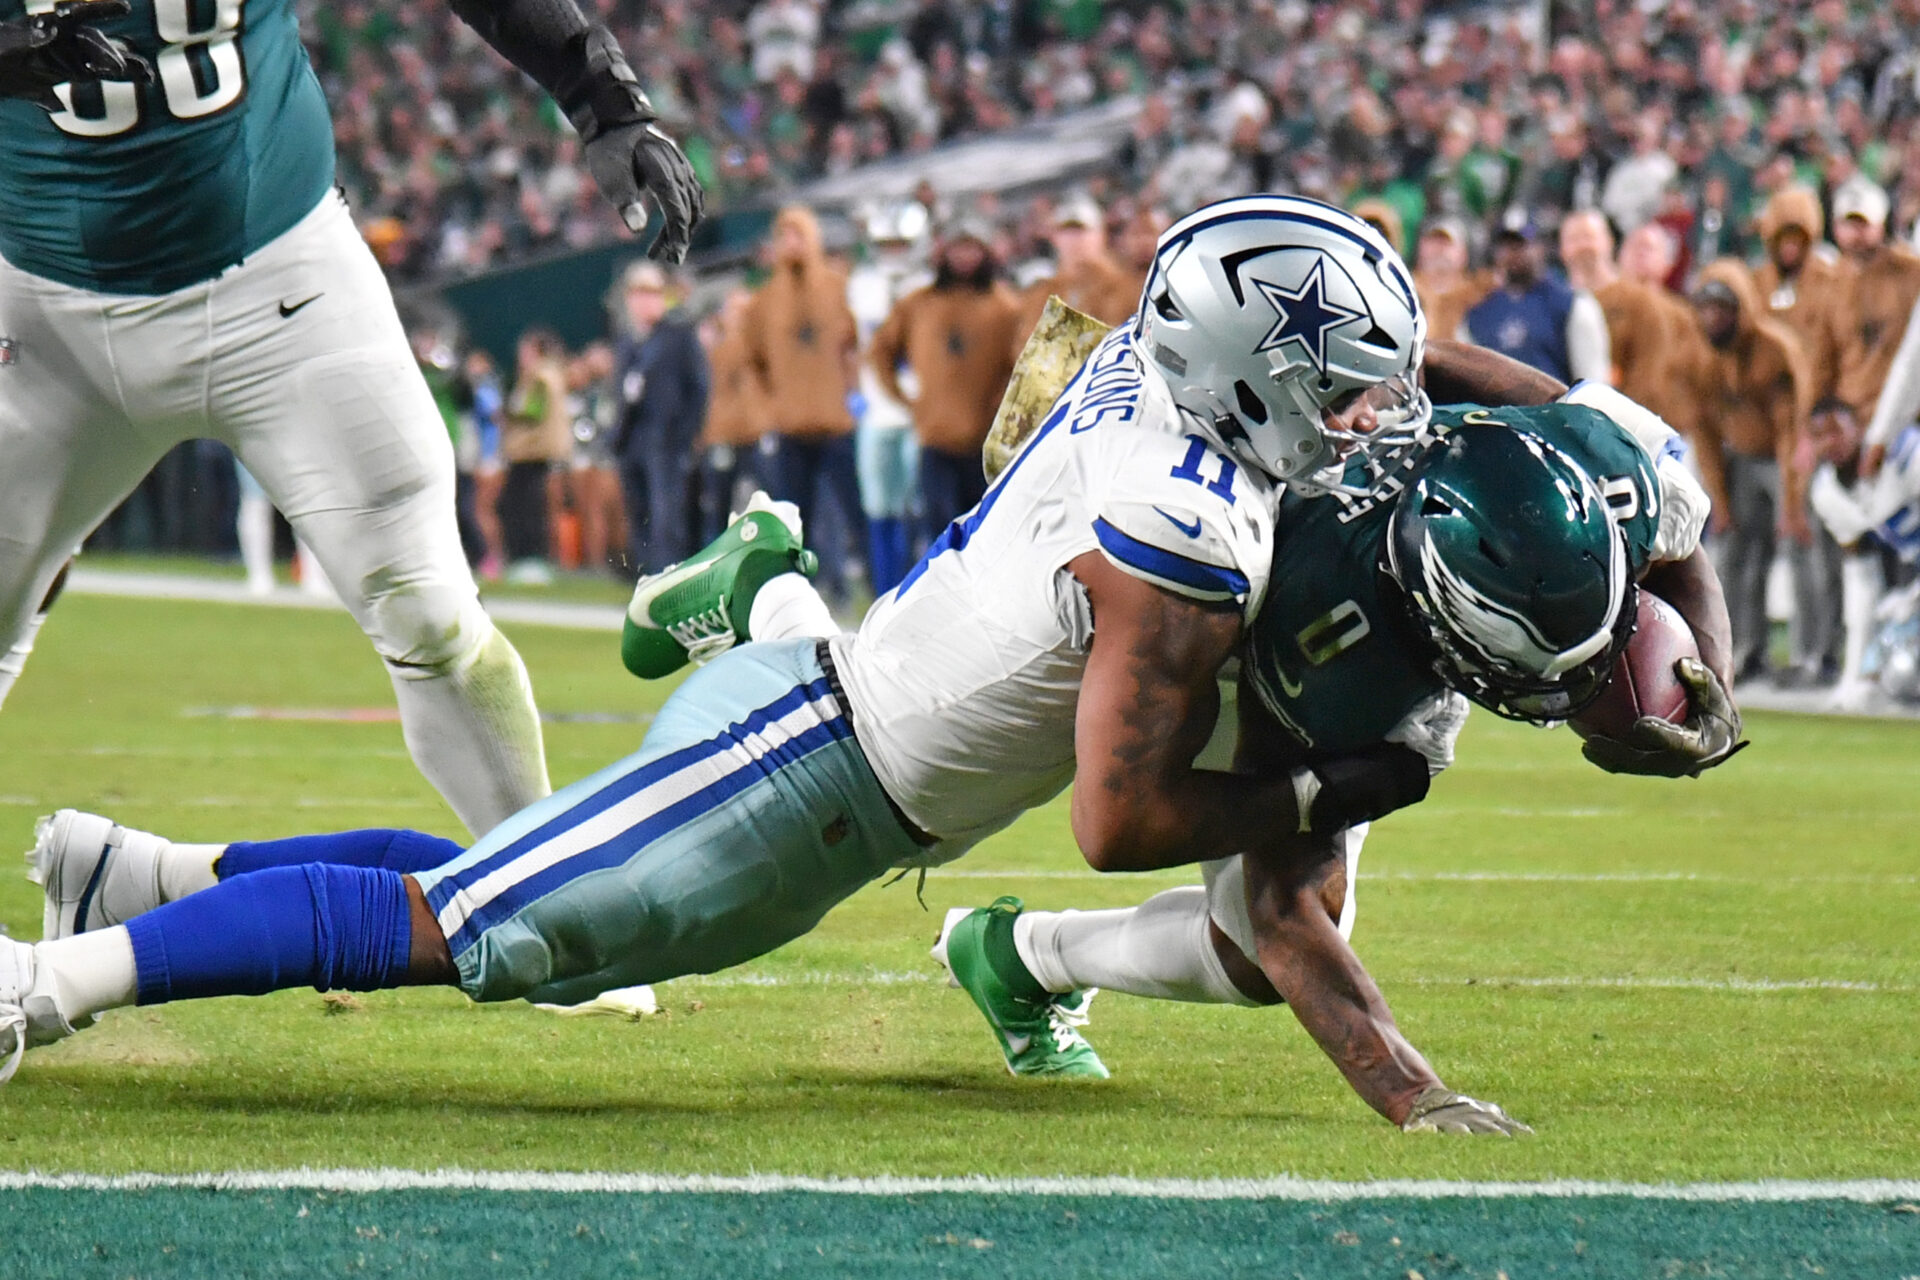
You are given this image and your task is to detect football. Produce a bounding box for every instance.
[1568,592,1699,742]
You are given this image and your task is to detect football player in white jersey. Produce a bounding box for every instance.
[7,199,1510,1131]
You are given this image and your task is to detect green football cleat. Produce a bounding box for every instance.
[621,493,819,679]
[932,896,1109,1079]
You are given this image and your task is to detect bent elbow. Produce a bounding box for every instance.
[1071,804,1172,873]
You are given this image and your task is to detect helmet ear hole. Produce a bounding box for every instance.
[1233,380,1269,425]
[1154,290,1183,321]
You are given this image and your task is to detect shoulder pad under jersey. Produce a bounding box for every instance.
[1092,429,1276,609]
[1560,381,1709,563]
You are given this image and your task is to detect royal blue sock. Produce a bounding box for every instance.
[125,864,414,1004]
[218,829,463,879]
[868,517,911,596]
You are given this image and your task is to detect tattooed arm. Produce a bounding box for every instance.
[1067,551,1427,872]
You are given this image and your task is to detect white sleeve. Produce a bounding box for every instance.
[1808,464,1876,546]
[1560,380,1710,562]
[1093,432,1273,609]
[1565,291,1614,386]
[1864,292,1920,449]
[1810,446,1920,546]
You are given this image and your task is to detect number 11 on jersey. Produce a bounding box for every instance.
[1169,435,1238,505]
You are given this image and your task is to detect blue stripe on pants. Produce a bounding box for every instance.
[441,713,852,955]
[412,639,923,1005]
[420,675,836,924]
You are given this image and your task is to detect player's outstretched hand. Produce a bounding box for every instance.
[0,0,151,112]
[585,117,704,264]
[560,28,703,263]
[1401,1086,1533,1136]
[1580,657,1747,779]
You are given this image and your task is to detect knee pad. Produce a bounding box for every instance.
[366,578,493,675]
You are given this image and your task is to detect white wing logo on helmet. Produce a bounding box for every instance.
[1415,526,1622,679]
[1250,256,1371,374]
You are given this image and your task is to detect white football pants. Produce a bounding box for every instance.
[0,193,549,836]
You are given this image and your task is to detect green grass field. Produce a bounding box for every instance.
[3,586,1917,1276]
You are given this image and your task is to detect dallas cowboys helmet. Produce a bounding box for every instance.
[1133,194,1429,491]
[1385,421,1636,724]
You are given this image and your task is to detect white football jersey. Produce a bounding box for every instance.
[831,328,1280,861]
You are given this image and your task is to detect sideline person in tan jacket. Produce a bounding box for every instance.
[870,219,1021,546]
[1684,259,1812,684]
[741,205,864,598]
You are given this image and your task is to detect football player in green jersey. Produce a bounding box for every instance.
[0,0,700,838]
[936,381,1741,1132]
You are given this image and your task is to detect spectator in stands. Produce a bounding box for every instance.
[742,205,864,602]
[1010,193,1135,352]
[1685,261,1813,686]
[614,262,710,575]
[499,328,573,585]
[1462,212,1610,386]
[869,218,1021,551]
[1558,210,1694,429]
[698,289,772,544]
[1410,218,1487,349]
[1600,117,1679,235]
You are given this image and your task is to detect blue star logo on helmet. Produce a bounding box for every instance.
[1250,257,1370,374]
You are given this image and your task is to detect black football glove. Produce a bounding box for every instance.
[0,0,150,113]
[558,25,703,264]
[1292,743,1431,835]
[1581,657,1748,779]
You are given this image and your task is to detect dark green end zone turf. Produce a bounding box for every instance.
[12,1188,1920,1279]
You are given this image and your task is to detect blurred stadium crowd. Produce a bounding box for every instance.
[98,0,1920,707]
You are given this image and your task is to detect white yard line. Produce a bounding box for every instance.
[1,1169,1917,1201]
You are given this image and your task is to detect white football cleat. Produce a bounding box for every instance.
[27,810,171,940]
[0,936,81,1084]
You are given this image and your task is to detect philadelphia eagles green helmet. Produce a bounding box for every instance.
[1383,421,1636,723]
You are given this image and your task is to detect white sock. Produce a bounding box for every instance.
[0,611,45,712]
[237,494,276,595]
[1013,887,1259,1007]
[390,623,551,837]
[38,928,139,1024]
[159,842,225,901]
[748,572,839,642]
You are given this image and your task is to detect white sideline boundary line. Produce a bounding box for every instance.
[1,1169,1917,1202]
[67,568,626,633]
[657,970,1914,994]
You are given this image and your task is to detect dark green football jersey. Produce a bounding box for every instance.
[1244,402,1664,755]
[0,0,334,293]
